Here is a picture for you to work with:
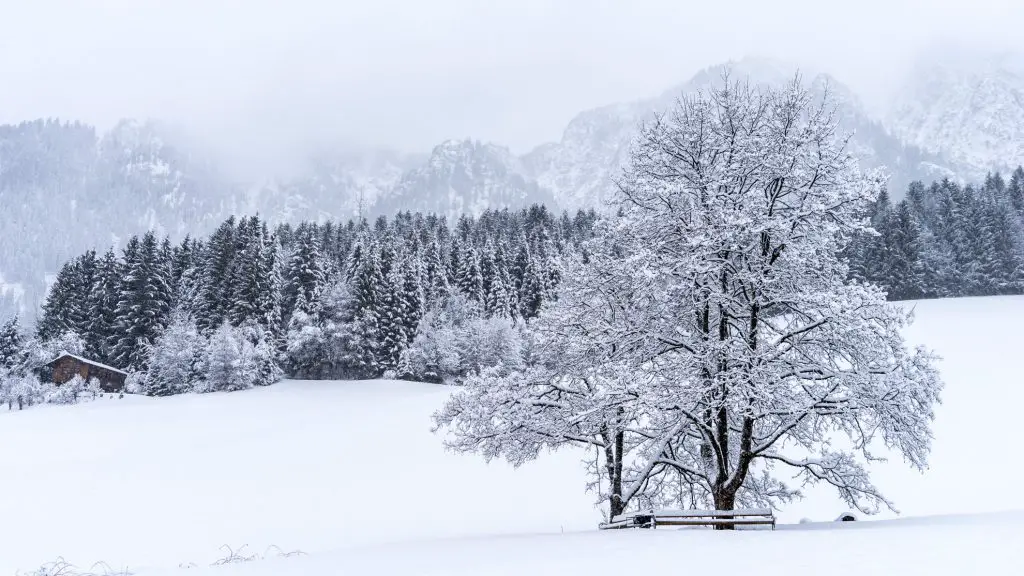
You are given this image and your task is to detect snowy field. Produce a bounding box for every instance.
[2,296,1022,575]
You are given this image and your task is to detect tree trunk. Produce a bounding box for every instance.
[610,427,625,518]
[712,487,737,530]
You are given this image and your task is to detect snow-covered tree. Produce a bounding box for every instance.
[144,309,205,396]
[198,217,237,332]
[284,227,327,321]
[0,371,48,410]
[110,232,172,371]
[436,74,943,521]
[200,322,273,392]
[45,374,102,405]
[401,293,524,383]
[243,322,283,387]
[26,330,86,369]
[85,248,121,362]
[285,293,325,378]
[0,315,26,370]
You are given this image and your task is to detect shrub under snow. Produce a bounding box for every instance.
[44,374,103,405]
[400,294,525,383]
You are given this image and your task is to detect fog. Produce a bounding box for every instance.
[2,0,1023,176]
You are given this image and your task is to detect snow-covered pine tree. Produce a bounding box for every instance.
[234,320,282,387]
[169,235,199,305]
[84,248,121,361]
[517,253,546,319]
[976,196,1024,294]
[285,291,324,378]
[284,226,326,322]
[71,250,99,333]
[397,251,426,347]
[198,217,237,332]
[422,236,450,308]
[1007,167,1024,214]
[229,217,281,331]
[37,258,83,341]
[455,241,484,305]
[348,240,386,376]
[487,238,516,319]
[0,315,26,371]
[376,242,409,373]
[883,200,926,300]
[110,232,173,371]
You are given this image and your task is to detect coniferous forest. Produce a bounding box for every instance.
[847,169,1024,299]
[2,167,1023,400]
[9,206,596,397]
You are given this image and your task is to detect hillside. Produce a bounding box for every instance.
[1,295,1022,575]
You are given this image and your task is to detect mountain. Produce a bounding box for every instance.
[254,149,421,223]
[376,139,555,218]
[525,58,956,210]
[888,47,1024,179]
[0,128,553,319]
[2,51,1018,321]
[0,119,240,320]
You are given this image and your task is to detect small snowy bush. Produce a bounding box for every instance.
[45,375,103,405]
[1,372,49,410]
[123,372,146,395]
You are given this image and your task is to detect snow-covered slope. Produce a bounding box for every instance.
[888,47,1024,178]
[2,295,1023,574]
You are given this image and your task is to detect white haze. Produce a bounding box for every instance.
[2,0,1023,178]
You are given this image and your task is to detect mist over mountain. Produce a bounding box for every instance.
[2,50,1021,319]
[888,46,1024,177]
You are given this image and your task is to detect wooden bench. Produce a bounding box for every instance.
[599,508,776,530]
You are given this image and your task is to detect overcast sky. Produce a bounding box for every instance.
[2,0,1023,174]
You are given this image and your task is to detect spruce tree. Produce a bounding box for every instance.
[883,201,925,300]
[84,248,120,361]
[37,259,82,341]
[1008,167,1024,214]
[198,217,237,332]
[349,241,386,376]
[456,242,484,305]
[284,228,326,321]
[110,232,173,371]
[0,316,26,371]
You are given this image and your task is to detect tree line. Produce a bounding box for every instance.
[3,206,595,396]
[847,169,1024,300]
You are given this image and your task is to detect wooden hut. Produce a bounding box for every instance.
[44,352,127,393]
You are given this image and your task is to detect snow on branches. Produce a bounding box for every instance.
[435,72,943,521]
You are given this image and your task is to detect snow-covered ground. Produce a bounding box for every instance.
[2,296,1022,575]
